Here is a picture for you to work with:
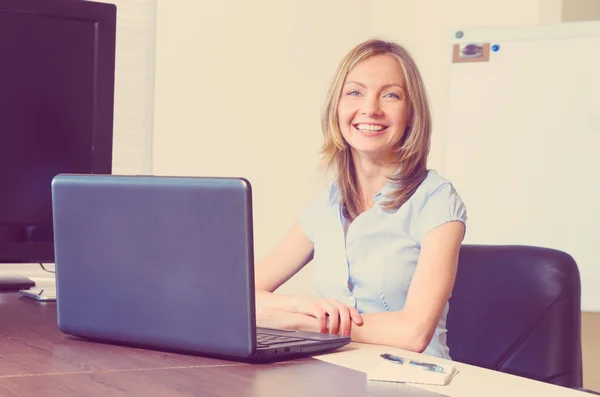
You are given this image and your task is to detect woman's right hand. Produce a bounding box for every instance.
[290,296,363,336]
[257,308,319,333]
[255,291,362,335]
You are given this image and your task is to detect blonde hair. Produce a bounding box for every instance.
[320,38,432,220]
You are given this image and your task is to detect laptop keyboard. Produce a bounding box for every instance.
[256,332,305,347]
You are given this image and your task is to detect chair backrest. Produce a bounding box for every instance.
[446,244,583,388]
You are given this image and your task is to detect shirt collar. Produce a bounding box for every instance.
[330,166,403,203]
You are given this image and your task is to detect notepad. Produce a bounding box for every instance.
[367,360,459,386]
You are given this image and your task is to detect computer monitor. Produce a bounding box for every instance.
[0,0,116,288]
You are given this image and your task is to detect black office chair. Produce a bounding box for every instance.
[446,244,598,394]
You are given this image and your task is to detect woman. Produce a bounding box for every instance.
[254,38,467,359]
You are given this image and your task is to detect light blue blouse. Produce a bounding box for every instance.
[300,169,467,359]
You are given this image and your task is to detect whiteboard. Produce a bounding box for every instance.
[444,21,600,312]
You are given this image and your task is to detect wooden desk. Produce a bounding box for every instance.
[0,292,444,396]
[0,292,590,397]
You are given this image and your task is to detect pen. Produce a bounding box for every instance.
[380,353,446,373]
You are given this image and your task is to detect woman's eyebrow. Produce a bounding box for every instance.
[344,80,366,87]
[344,81,405,91]
[381,83,405,91]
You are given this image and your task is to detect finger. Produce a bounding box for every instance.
[337,305,352,336]
[327,299,350,336]
[322,302,340,334]
[311,305,328,333]
[350,307,363,325]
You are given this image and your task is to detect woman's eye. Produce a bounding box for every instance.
[346,90,361,96]
[384,92,401,99]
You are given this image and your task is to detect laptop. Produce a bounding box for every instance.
[51,174,350,362]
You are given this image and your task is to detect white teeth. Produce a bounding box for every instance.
[355,124,385,132]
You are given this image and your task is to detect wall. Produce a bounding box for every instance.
[152,0,545,296]
[152,0,374,296]
[104,0,156,176]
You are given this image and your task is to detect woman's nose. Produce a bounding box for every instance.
[360,95,383,116]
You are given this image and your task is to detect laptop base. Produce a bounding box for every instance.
[63,330,348,364]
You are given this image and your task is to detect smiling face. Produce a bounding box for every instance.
[336,54,410,163]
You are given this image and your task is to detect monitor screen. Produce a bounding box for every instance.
[0,0,116,263]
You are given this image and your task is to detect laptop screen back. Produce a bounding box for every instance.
[52,174,257,358]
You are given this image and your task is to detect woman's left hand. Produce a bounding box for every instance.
[291,296,362,336]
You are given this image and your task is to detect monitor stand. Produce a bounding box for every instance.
[0,225,47,291]
[0,275,36,291]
